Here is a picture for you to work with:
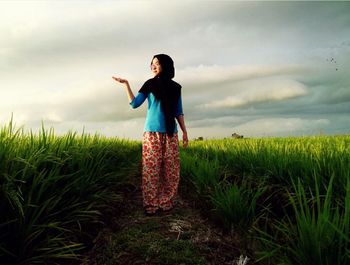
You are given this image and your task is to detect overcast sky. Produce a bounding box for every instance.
[1,1,349,140]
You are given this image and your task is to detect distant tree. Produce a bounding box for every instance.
[231,133,243,139]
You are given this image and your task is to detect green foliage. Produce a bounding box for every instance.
[183,136,350,197]
[2,118,350,264]
[180,151,221,196]
[0,121,141,264]
[180,135,350,264]
[211,179,266,231]
[256,176,350,265]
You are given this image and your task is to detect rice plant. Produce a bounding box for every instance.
[181,135,350,264]
[210,178,266,231]
[2,118,349,264]
[180,151,221,196]
[0,122,141,264]
[256,175,350,265]
[184,136,350,197]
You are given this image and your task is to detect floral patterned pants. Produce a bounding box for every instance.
[142,132,180,213]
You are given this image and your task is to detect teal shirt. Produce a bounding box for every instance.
[130,92,183,133]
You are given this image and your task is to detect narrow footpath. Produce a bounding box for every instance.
[81,179,251,265]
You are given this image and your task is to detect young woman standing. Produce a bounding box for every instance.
[112,54,188,215]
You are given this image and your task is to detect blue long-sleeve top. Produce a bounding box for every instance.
[130,92,183,133]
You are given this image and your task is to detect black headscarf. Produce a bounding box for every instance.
[139,54,182,137]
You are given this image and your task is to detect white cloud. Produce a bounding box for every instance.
[178,64,304,85]
[199,78,307,109]
[0,72,149,130]
[232,118,330,137]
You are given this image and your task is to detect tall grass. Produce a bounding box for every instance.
[0,121,141,264]
[180,152,221,196]
[2,119,349,264]
[256,176,350,265]
[180,135,350,264]
[210,179,266,231]
[183,136,350,196]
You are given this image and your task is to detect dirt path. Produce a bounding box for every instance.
[81,181,252,265]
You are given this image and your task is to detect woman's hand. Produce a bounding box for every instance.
[113,76,135,103]
[182,131,189,149]
[112,76,128,84]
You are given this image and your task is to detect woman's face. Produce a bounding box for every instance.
[151,57,162,77]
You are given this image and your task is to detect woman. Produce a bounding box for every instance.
[112,54,188,215]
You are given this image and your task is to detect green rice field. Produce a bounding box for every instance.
[1,120,349,264]
[181,135,350,264]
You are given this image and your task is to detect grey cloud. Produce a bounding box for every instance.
[49,88,146,123]
[2,84,146,125]
[198,79,307,109]
[4,2,350,71]
[179,65,309,120]
[231,117,331,137]
[1,1,350,139]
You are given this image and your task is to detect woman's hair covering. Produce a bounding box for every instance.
[139,54,182,136]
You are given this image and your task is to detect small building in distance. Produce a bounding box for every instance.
[232,133,243,139]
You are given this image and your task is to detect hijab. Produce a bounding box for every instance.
[138,54,182,137]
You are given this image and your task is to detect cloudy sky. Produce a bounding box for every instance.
[1,1,349,140]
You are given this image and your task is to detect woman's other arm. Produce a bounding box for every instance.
[176,115,188,148]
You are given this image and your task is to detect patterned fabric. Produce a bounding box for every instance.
[142,131,180,213]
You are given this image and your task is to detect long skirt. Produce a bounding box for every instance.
[142,131,180,214]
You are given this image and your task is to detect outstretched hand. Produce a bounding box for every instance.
[112,76,128,84]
